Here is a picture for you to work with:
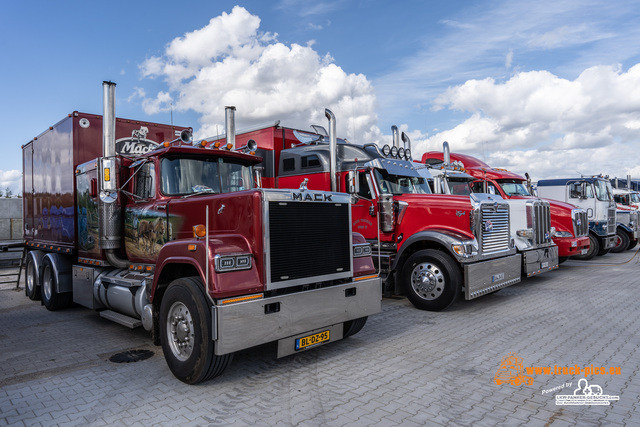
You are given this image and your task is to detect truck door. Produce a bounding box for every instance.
[124,161,168,262]
[351,170,378,240]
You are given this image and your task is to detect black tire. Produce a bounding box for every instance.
[159,277,232,384]
[558,257,568,264]
[343,317,368,338]
[25,254,41,301]
[573,234,599,261]
[611,229,630,253]
[401,249,462,311]
[41,258,72,311]
[628,239,638,250]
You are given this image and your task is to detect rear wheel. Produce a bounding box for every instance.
[611,229,630,253]
[25,254,41,301]
[402,249,462,311]
[343,317,368,338]
[41,258,72,311]
[159,277,232,384]
[573,234,598,261]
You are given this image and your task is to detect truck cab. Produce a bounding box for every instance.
[423,150,589,264]
[22,84,381,385]
[422,148,560,276]
[610,187,640,252]
[536,177,616,259]
[214,110,523,311]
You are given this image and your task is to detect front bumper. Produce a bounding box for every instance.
[602,235,617,250]
[522,246,559,277]
[212,276,382,356]
[463,254,522,300]
[553,236,590,258]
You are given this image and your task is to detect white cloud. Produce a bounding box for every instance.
[0,170,22,196]
[412,64,640,179]
[139,6,377,143]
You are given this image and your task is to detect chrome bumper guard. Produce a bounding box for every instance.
[212,277,382,356]
[523,246,559,277]
[464,254,522,300]
[603,235,617,250]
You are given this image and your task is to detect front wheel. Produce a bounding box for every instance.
[159,277,232,384]
[343,317,368,338]
[401,249,462,311]
[628,239,638,250]
[611,229,630,253]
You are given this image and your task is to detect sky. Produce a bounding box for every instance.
[2,0,640,196]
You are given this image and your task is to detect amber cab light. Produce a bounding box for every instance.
[193,224,207,238]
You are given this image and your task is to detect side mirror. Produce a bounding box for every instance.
[347,170,359,195]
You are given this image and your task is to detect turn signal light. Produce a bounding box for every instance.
[193,224,207,238]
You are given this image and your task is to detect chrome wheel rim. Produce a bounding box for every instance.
[410,262,445,300]
[42,265,53,301]
[26,261,36,294]
[167,301,195,361]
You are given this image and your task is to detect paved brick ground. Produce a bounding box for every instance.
[1,251,640,426]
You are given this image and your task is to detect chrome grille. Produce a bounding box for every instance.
[573,210,588,237]
[480,204,510,255]
[531,201,552,246]
[607,207,616,234]
[632,211,640,232]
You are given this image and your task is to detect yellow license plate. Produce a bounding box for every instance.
[295,330,330,350]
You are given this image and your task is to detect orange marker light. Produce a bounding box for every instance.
[193,224,207,238]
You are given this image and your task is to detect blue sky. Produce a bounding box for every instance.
[2,0,640,195]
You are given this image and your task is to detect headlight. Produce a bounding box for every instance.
[516,229,534,238]
[553,231,574,238]
[214,253,252,272]
[353,243,372,258]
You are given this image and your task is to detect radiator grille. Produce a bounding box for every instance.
[607,207,616,235]
[632,211,640,232]
[268,201,351,285]
[480,204,510,255]
[532,202,553,246]
[573,210,588,237]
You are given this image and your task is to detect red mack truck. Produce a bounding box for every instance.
[208,109,523,311]
[422,151,590,264]
[21,82,381,384]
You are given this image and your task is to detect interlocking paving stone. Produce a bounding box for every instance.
[1,251,639,426]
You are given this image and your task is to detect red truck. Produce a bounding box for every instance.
[208,109,523,311]
[21,82,381,384]
[421,151,590,262]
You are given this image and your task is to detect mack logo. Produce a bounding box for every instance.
[292,193,333,202]
[115,138,158,156]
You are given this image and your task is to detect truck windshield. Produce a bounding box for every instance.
[373,169,432,195]
[497,179,530,196]
[160,157,254,196]
[594,180,612,202]
[631,193,640,203]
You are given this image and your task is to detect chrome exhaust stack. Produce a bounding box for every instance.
[443,141,451,166]
[225,106,236,149]
[401,132,412,160]
[99,81,126,268]
[325,109,337,192]
[392,125,400,148]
